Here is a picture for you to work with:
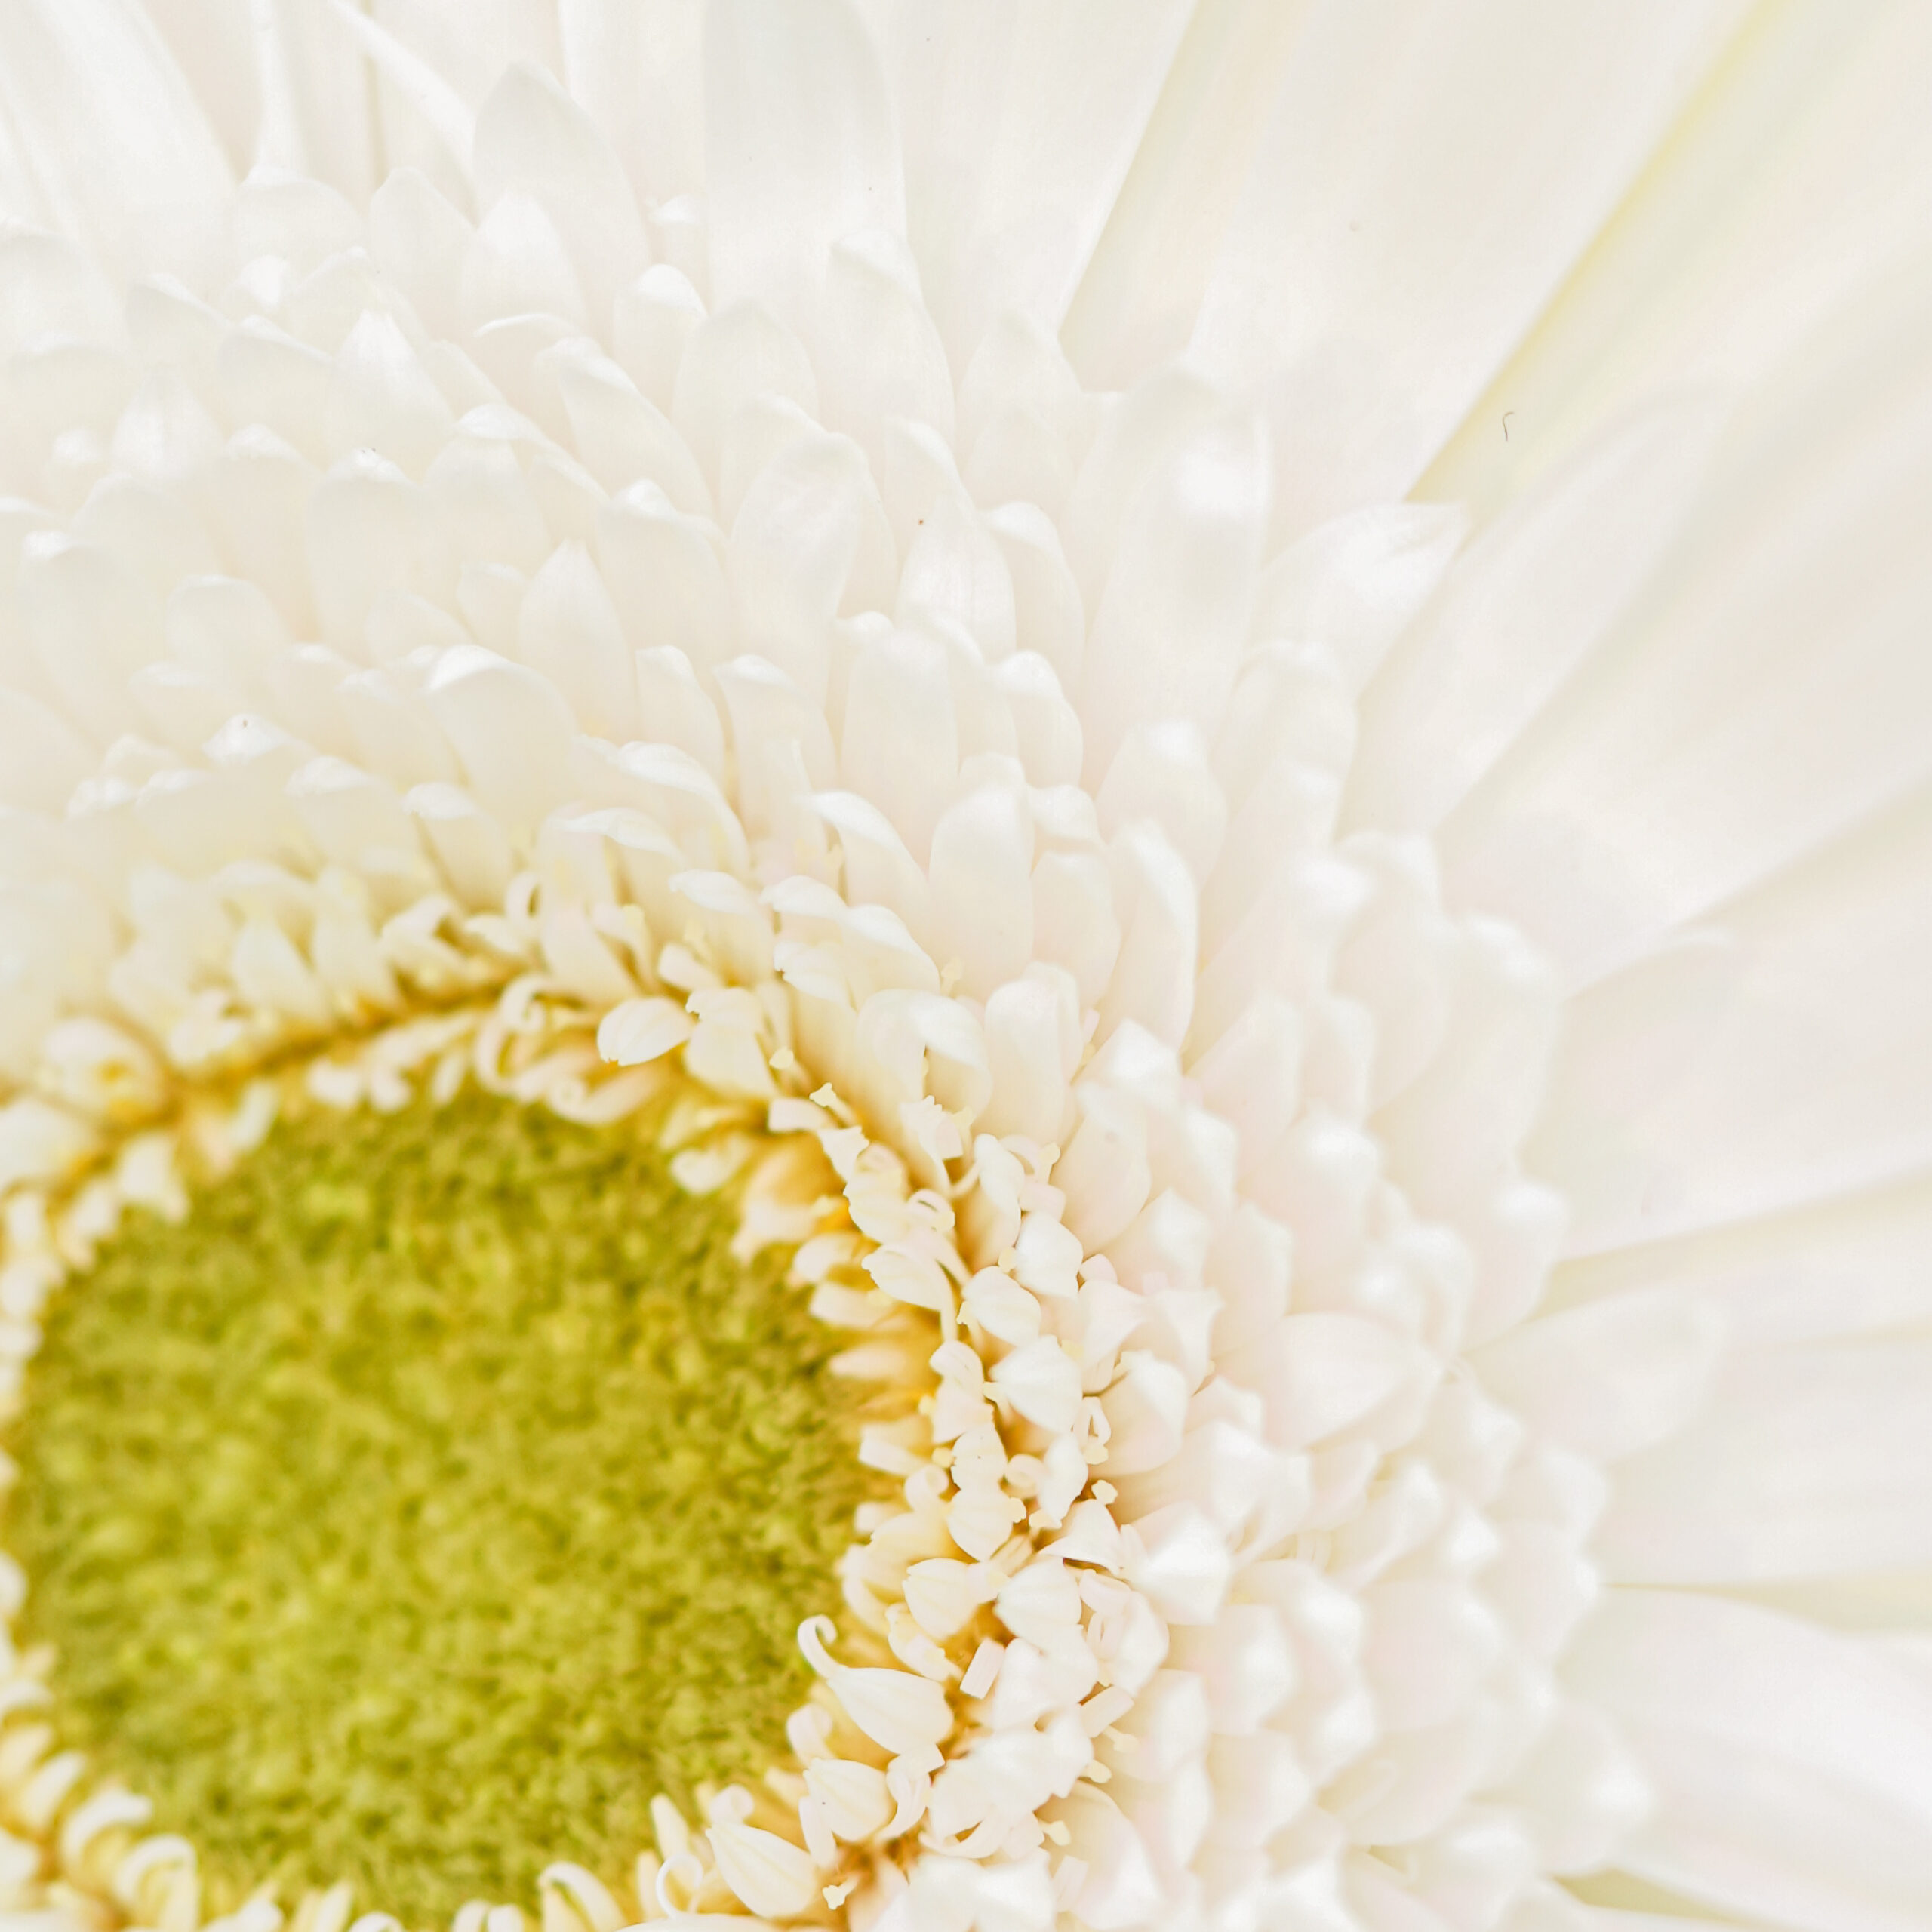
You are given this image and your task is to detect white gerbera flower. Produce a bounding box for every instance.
[1,3,1929,1930]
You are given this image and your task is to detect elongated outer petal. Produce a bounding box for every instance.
[1423,3,1932,523]
[1553,1172,1932,1357]
[1349,401,1718,844]
[1439,275,1932,989]
[1565,1591,1932,1932]
[1528,803,1932,1256]
[704,0,903,333]
[1189,0,1747,540]
[1595,1331,1932,1586]
[865,0,1193,369]
[0,0,232,283]
[1473,1287,1724,1466]
[1063,0,1306,390]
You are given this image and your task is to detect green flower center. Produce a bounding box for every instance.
[8,1090,873,1927]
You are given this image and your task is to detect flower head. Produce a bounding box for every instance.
[1,4,1930,1931]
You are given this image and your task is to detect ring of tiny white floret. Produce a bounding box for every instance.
[0,830,1153,1931]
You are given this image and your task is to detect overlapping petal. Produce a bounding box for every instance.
[0,4,1928,1930]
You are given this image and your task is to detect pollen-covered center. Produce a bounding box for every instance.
[7,1090,874,1927]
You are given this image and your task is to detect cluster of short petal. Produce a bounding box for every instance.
[0,51,1655,1932]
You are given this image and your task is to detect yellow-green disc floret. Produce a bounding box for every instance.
[8,1091,875,1927]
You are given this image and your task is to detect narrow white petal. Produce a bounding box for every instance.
[1080,408,1268,787]
[472,60,648,337]
[1425,2,1932,523]
[1596,1334,1932,1585]
[1529,802,1932,1254]
[1438,281,1932,986]
[0,0,232,282]
[1189,0,1746,538]
[861,0,1192,370]
[1566,1591,1932,1932]
[1348,400,1719,841]
[703,0,903,332]
[1062,0,1308,389]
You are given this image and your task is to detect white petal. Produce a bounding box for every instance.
[1096,721,1225,888]
[308,451,452,650]
[208,427,321,632]
[986,500,1085,691]
[867,0,1192,372]
[925,783,1033,1003]
[0,688,93,811]
[1079,406,1268,786]
[1255,501,1466,700]
[817,228,953,477]
[1425,4,1932,521]
[463,192,586,332]
[423,642,575,840]
[706,1819,818,1921]
[1097,825,1197,1052]
[703,0,903,332]
[550,343,712,516]
[1061,1,1306,389]
[18,535,161,740]
[713,653,835,841]
[0,0,231,283]
[286,756,414,869]
[325,310,454,481]
[839,623,957,864]
[1552,1174,1932,1353]
[1566,1591,1932,1932]
[1241,1313,1432,1453]
[1597,1334,1932,1585]
[1349,402,1715,842]
[516,543,635,741]
[1189,0,1746,537]
[812,788,929,934]
[670,297,819,491]
[1528,805,1932,1254]
[473,60,648,337]
[408,782,513,910]
[1058,1786,1165,1932]
[1473,1286,1724,1466]
[1439,286,1932,986]
[730,428,891,703]
[1054,1084,1150,1252]
[595,483,732,672]
[612,263,706,415]
[634,645,725,786]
